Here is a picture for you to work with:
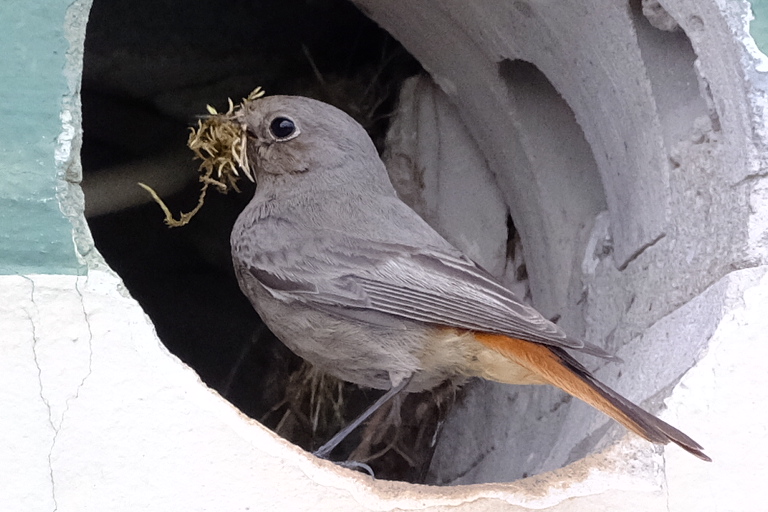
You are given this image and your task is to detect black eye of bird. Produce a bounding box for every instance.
[269,117,298,140]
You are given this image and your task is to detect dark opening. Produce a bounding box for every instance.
[81,0,431,482]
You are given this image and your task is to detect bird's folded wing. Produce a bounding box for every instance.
[244,237,615,358]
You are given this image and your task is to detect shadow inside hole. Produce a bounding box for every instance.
[497,58,606,334]
[628,0,715,147]
[82,0,436,482]
[422,59,610,485]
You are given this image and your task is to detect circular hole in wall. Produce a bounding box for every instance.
[81,0,439,482]
[80,0,715,486]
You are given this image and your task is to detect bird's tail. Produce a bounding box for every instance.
[473,332,711,461]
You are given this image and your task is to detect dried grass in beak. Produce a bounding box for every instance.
[139,87,265,227]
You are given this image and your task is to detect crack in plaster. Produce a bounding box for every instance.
[70,276,94,409]
[22,276,59,512]
[49,277,95,512]
[20,275,95,512]
[732,170,768,188]
[617,233,667,271]
[437,444,496,485]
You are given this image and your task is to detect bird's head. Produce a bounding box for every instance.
[237,95,387,193]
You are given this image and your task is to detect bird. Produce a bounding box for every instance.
[229,94,710,463]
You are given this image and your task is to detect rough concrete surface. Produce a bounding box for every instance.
[3,0,768,510]
[354,0,768,486]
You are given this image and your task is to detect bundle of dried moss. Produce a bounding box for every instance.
[139,87,265,227]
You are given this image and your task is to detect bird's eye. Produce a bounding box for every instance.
[269,117,299,140]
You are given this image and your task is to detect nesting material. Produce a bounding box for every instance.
[138,87,265,227]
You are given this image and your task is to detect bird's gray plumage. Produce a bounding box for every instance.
[230,95,611,390]
[228,96,710,462]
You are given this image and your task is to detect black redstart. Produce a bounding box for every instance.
[230,95,709,462]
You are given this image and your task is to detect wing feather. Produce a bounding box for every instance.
[246,237,615,358]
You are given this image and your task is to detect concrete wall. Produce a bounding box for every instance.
[2,0,768,510]
[359,0,768,483]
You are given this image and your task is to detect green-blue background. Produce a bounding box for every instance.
[1,1,768,275]
[0,1,83,274]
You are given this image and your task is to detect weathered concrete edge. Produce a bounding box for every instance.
[3,265,764,510]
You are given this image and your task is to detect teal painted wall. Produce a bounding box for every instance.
[0,1,84,274]
[753,0,768,53]
[0,1,766,275]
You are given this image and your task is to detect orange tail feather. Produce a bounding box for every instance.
[473,333,710,461]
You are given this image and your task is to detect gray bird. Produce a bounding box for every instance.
[230,95,709,462]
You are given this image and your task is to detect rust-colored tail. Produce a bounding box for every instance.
[474,333,710,461]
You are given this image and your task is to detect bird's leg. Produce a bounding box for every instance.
[313,376,412,462]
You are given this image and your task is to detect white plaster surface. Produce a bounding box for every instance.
[662,267,768,511]
[2,268,767,510]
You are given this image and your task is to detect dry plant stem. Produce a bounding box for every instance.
[139,87,264,227]
[349,400,401,464]
[137,181,212,227]
[274,409,294,435]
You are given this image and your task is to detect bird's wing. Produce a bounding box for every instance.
[243,236,615,358]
